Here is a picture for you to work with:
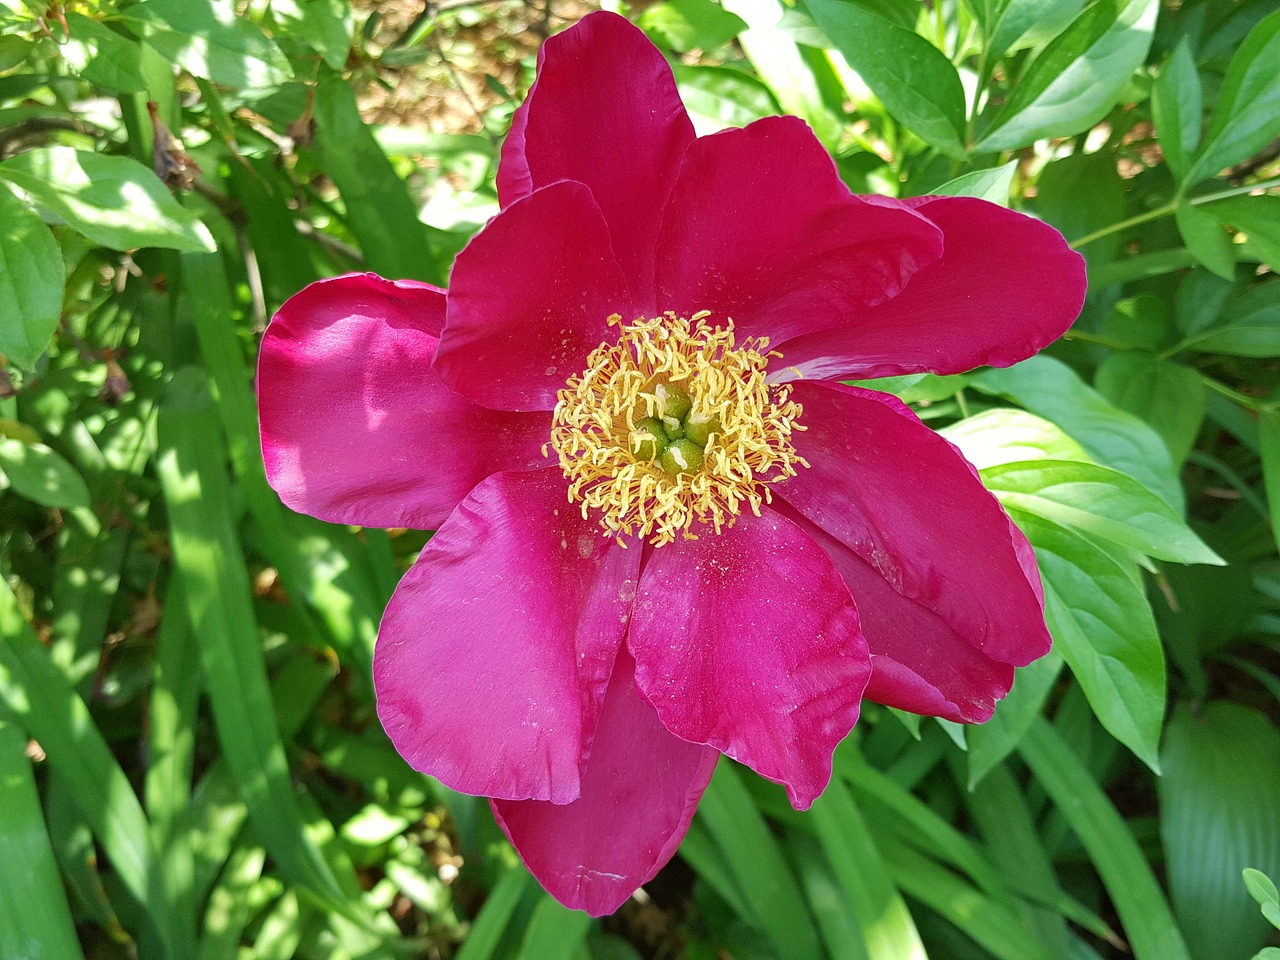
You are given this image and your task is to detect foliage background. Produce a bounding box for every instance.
[1,0,1279,958]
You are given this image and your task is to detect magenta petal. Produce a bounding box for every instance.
[780,382,1050,668]
[258,273,550,530]
[776,196,1086,380]
[434,181,632,412]
[785,509,1015,722]
[374,469,640,803]
[492,648,718,917]
[628,505,869,810]
[497,11,694,302]
[654,116,942,345]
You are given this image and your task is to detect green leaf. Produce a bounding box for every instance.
[0,580,183,957]
[971,356,1185,511]
[1161,703,1280,960]
[454,869,531,960]
[269,0,352,71]
[943,408,1090,470]
[0,719,85,960]
[61,12,148,93]
[0,182,62,369]
[157,367,349,914]
[696,761,820,960]
[810,774,926,960]
[1035,148,1126,263]
[1176,201,1236,280]
[1150,39,1202,183]
[1178,281,1280,357]
[1184,9,1280,187]
[932,160,1018,205]
[977,0,1158,152]
[1021,719,1193,960]
[807,0,967,158]
[1243,869,1279,910]
[1011,510,1166,770]
[513,895,592,960]
[310,75,440,283]
[1206,195,1280,273]
[0,147,215,252]
[673,64,780,134]
[986,0,1083,61]
[1263,411,1280,556]
[1095,353,1205,466]
[638,0,747,52]
[123,0,292,88]
[966,651,1063,787]
[0,436,91,508]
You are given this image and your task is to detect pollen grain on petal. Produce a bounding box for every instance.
[548,311,807,546]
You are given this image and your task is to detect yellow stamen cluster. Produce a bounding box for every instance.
[547,311,807,546]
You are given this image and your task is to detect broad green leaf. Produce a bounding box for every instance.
[269,0,352,71]
[61,12,147,93]
[1175,268,1235,336]
[0,437,91,508]
[972,356,1184,511]
[1021,719,1193,960]
[1011,510,1165,770]
[638,0,747,52]
[0,719,85,960]
[123,0,292,88]
[311,75,441,283]
[674,64,780,135]
[0,147,214,252]
[1206,195,1280,274]
[1099,294,1169,352]
[1161,703,1280,960]
[810,774,925,960]
[1150,39,1202,183]
[158,367,348,914]
[1176,201,1236,280]
[987,0,1084,60]
[1035,151,1125,262]
[0,182,62,369]
[943,408,1089,470]
[1261,410,1280,559]
[977,0,1158,152]
[932,160,1017,205]
[1178,281,1280,357]
[1184,9,1280,187]
[1095,353,1205,466]
[808,0,967,158]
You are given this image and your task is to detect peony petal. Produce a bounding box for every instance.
[784,507,1016,722]
[654,116,942,345]
[497,11,694,303]
[434,181,632,412]
[258,273,550,530]
[779,382,1050,667]
[628,505,869,810]
[774,196,1086,380]
[492,647,718,917]
[374,469,640,803]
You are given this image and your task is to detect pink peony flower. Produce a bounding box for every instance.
[258,12,1086,916]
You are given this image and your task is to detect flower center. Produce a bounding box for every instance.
[547,311,807,546]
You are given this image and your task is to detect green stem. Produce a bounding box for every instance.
[1061,329,1136,351]
[1068,176,1280,250]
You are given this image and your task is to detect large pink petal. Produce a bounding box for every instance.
[434,181,632,412]
[627,505,869,810]
[492,648,718,917]
[258,273,550,530]
[775,196,1086,380]
[653,116,942,345]
[779,382,1050,668]
[784,507,1016,722]
[374,469,640,803]
[497,11,694,304]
